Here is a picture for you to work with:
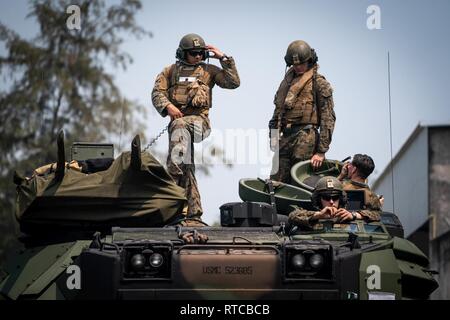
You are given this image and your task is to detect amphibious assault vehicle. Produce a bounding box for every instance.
[0,133,438,300]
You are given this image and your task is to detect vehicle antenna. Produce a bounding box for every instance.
[387,51,396,213]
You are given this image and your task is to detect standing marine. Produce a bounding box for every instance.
[151,33,240,220]
[269,40,336,183]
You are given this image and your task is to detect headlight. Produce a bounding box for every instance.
[149,253,164,268]
[285,245,332,280]
[309,253,324,269]
[123,244,172,280]
[130,254,145,271]
[291,253,306,270]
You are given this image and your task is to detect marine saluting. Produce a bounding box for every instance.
[151,33,240,222]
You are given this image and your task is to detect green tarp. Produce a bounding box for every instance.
[15,150,187,231]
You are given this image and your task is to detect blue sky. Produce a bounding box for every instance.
[1,0,449,224]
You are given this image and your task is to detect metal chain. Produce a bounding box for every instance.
[143,125,169,152]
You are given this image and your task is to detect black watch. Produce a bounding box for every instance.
[351,211,357,221]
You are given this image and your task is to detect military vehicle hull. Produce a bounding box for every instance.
[0,218,438,300]
[0,135,438,300]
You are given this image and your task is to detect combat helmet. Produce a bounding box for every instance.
[311,176,347,209]
[176,33,207,61]
[284,40,318,67]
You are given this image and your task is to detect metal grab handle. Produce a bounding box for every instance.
[314,166,340,176]
[176,244,280,254]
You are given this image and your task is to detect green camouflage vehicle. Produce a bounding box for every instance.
[0,134,438,300]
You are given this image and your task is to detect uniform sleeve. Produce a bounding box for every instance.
[269,82,283,129]
[316,76,336,154]
[358,209,381,222]
[358,190,382,222]
[151,66,173,117]
[212,57,240,89]
[288,208,318,229]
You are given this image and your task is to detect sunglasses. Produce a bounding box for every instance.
[321,195,340,201]
[188,50,204,57]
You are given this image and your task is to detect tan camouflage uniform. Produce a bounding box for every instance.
[288,180,381,229]
[288,208,320,229]
[152,58,240,216]
[342,180,381,222]
[269,66,336,183]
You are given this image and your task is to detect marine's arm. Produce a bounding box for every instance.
[269,84,283,129]
[337,163,349,181]
[267,87,283,150]
[357,191,382,222]
[289,208,318,229]
[211,57,240,89]
[357,209,381,222]
[151,66,176,117]
[316,76,336,154]
[289,206,336,228]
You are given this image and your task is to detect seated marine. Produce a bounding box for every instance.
[337,153,382,221]
[288,176,379,229]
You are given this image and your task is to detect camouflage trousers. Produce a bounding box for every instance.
[270,127,317,184]
[167,115,211,217]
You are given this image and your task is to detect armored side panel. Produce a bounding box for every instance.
[381,212,404,238]
[0,241,91,300]
[77,248,121,299]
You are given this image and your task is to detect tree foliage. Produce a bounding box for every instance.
[0,0,151,265]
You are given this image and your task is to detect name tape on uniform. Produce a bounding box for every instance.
[179,76,197,82]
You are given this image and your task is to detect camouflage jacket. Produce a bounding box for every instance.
[288,180,381,229]
[288,207,320,229]
[151,57,240,118]
[342,180,382,222]
[269,66,336,154]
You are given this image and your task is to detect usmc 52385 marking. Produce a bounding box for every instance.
[203,266,253,275]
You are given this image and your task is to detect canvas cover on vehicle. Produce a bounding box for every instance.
[15,148,187,231]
